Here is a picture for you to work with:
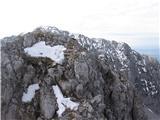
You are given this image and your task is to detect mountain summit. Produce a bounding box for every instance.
[1,26,160,120]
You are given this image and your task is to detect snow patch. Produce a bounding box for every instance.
[141,79,158,95]
[148,108,153,113]
[141,79,149,92]
[22,84,40,102]
[70,33,80,40]
[137,61,144,66]
[151,91,158,95]
[143,59,146,65]
[98,54,105,59]
[138,68,141,74]
[81,51,86,56]
[52,85,79,117]
[24,41,66,64]
[115,43,128,68]
[40,26,61,34]
[142,67,147,72]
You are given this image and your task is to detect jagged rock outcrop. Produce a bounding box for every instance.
[1,26,159,120]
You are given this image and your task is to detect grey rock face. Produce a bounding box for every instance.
[70,30,160,115]
[40,86,57,119]
[1,26,158,120]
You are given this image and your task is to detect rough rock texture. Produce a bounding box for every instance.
[1,26,159,120]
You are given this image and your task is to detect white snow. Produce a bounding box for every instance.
[52,85,79,117]
[138,68,141,74]
[148,108,153,113]
[120,68,125,71]
[24,41,66,64]
[81,51,86,56]
[141,79,149,92]
[146,86,149,92]
[149,82,156,89]
[151,91,158,95]
[141,79,158,95]
[115,43,128,68]
[113,65,116,69]
[141,79,148,86]
[70,33,80,40]
[143,59,146,65]
[98,54,105,59]
[40,26,61,34]
[22,83,40,103]
[137,61,144,66]
[142,67,147,72]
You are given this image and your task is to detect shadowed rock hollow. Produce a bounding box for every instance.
[1,27,159,120]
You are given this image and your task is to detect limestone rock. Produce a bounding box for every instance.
[40,86,57,119]
[2,26,159,120]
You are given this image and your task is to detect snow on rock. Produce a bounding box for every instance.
[141,79,149,92]
[138,68,141,74]
[98,54,105,59]
[115,43,128,68]
[151,91,158,95]
[39,26,61,34]
[137,60,144,66]
[22,84,40,103]
[141,79,158,95]
[81,51,86,56]
[142,67,147,72]
[52,85,79,117]
[69,33,80,40]
[148,108,153,113]
[24,41,66,64]
[142,58,146,65]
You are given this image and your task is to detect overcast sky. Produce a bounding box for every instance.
[0,0,159,49]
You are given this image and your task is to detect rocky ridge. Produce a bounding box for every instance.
[1,26,160,120]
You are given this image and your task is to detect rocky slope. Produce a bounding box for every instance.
[1,26,160,120]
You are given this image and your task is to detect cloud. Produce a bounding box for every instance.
[0,0,159,43]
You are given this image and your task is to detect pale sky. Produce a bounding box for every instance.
[0,0,159,49]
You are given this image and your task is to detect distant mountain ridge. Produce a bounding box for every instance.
[68,27,160,114]
[134,48,160,62]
